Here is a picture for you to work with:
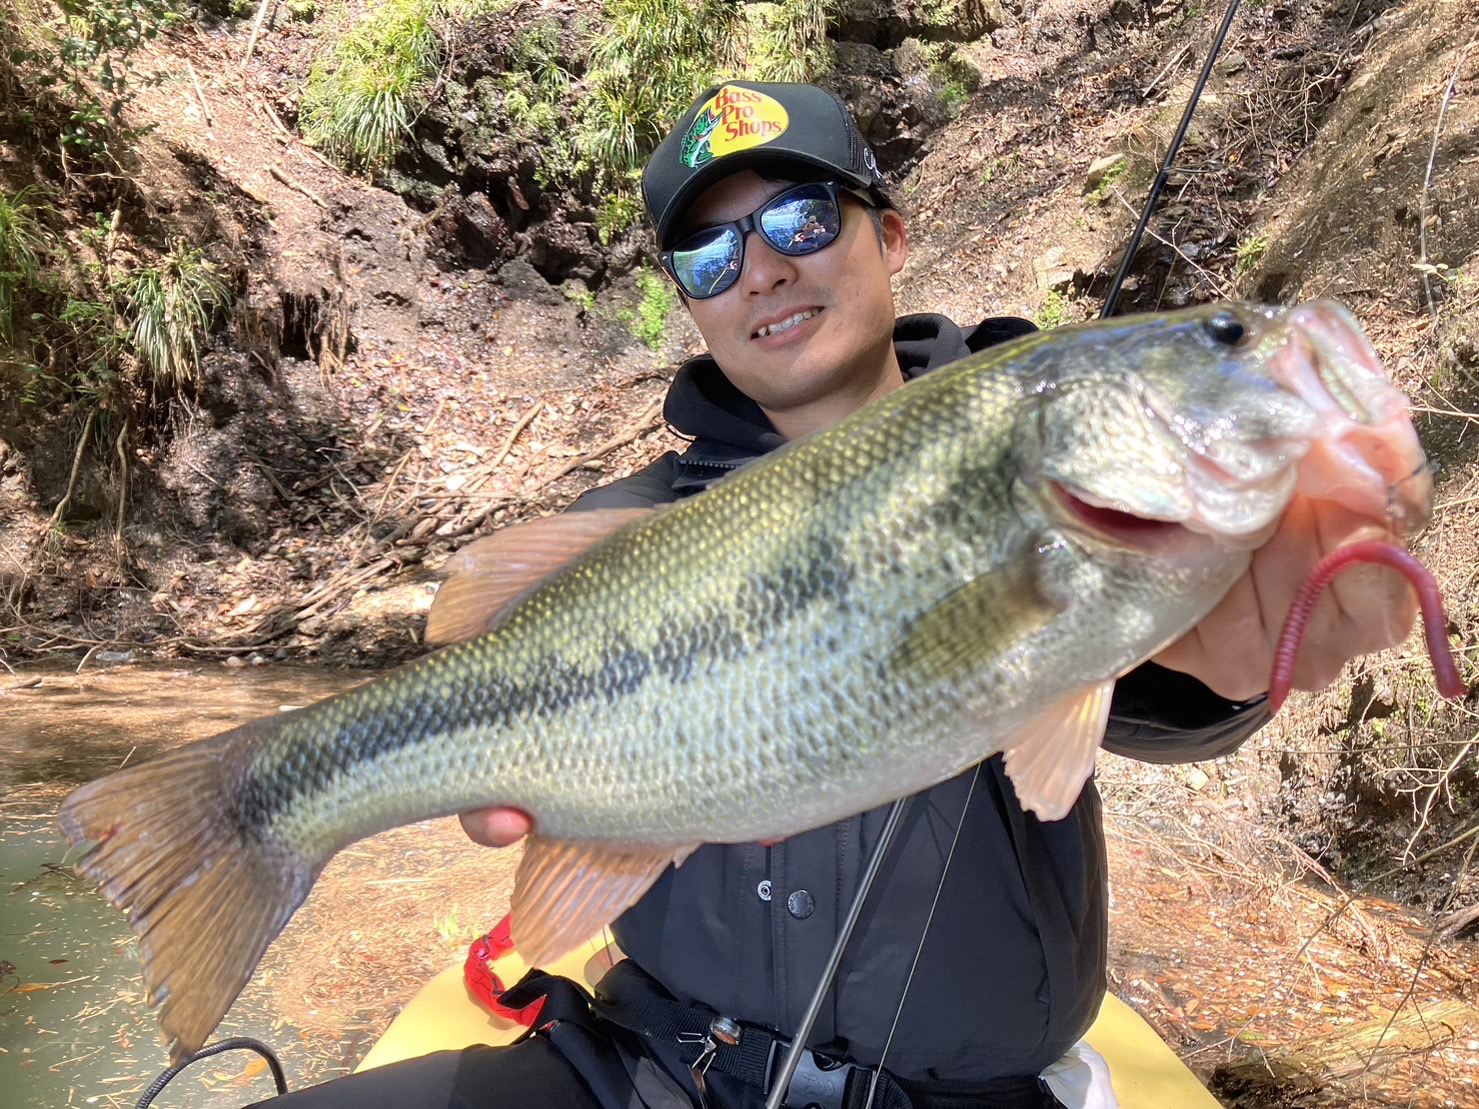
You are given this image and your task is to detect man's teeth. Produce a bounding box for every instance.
[755,310,817,338]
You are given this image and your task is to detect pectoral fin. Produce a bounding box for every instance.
[1000,681,1114,821]
[510,835,696,967]
[426,509,653,644]
[888,554,1063,679]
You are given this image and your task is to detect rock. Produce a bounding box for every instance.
[495,258,564,307]
[834,0,1004,45]
[1084,153,1126,193]
[1033,247,1073,290]
[426,191,511,271]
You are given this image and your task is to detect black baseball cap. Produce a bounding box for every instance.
[642,81,892,251]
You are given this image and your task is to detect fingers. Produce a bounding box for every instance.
[1154,496,1422,702]
[1288,501,1418,691]
[459,807,533,848]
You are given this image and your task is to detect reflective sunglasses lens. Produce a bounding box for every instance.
[671,227,742,298]
[759,187,841,256]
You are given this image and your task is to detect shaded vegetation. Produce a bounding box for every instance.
[117,240,232,391]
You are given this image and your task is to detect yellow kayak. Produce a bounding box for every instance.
[356,936,1218,1108]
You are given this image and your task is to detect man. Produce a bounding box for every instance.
[260,81,1415,1109]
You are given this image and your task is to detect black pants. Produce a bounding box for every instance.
[246,1039,612,1108]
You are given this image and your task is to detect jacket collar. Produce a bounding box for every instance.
[664,313,1024,470]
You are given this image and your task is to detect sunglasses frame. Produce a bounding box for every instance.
[660,181,872,300]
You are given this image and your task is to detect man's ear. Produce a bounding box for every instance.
[881,208,908,277]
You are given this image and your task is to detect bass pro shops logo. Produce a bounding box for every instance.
[680,86,790,168]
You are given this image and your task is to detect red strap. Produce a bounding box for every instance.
[463,913,545,1026]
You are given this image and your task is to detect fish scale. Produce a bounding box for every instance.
[58,300,1433,1063]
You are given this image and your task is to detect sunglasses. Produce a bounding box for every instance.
[660,181,870,300]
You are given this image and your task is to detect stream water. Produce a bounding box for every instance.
[2,663,370,1109]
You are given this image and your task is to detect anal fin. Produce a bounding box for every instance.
[1000,681,1114,821]
[510,835,696,967]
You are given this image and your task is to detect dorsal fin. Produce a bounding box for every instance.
[425,509,653,645]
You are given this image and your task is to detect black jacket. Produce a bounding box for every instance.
[573,313,1269,1083]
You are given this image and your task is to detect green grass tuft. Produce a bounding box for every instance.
[300,0,441,174]
[117,240,231,390]
[0,186,45,346]
[617,267,673,350]
[578,0,739,181]
[1032,288,1073,330]
[1234,233,1269,275]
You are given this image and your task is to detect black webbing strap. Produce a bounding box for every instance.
[498,964,1058,1109]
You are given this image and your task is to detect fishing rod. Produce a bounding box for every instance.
[767,5,1247,1106]
[764,796,909,1109]
[1100,0,1243,318]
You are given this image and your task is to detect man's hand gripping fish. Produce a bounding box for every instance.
[58,301,1440,1064]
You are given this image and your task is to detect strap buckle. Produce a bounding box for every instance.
[765,1039,856,1109]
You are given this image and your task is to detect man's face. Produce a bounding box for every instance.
[677,170,908,428]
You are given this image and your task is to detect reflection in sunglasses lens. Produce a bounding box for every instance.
[676,227,742,297]
[762,195,840,254]
[669,183,850,298]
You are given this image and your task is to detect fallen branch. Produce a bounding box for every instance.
[270,164,328,210]
[113,416,129,545]
[242,0,275,69]
[257,98,341,172]
[1438,901,1479,939]
[1416,41,1471,316]
[244,452,294,502]
[186,59,214,133]
[48,408,97,528]
[538,400,665,487]
[489,400,544,471]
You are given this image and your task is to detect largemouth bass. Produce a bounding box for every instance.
[58,300,1430,1063]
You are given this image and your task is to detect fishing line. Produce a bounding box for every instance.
[862,763,982,1109]
[764,795,911,1109]
[1100,0,1244,318]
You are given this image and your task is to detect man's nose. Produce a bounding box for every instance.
[737,230,798,293]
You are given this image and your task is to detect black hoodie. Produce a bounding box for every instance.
[574,313,1268,1086]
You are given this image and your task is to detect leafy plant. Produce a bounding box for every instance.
[621,268,674,350]
[902,37,977,122]
[1234,233,1269,274]
[21,295,121,407]
[737,0,833,84]
[300,0,442,173]
[8,0,181,159]
[0,187,46,345]
[117,241,231,390]
[1032,288,1073,330]
[597,193,643,245]
[1086,159,1126,204]
[578,0,740,183]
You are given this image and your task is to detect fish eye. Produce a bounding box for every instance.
[1205,312,1247,346]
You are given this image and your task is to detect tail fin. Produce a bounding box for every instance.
[56,725,319,1064]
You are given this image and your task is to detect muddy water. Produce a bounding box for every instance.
[1,663,372,1109]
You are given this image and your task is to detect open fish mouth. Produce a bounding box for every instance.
[1060,300,1432,547]
[1050,481,1201,551]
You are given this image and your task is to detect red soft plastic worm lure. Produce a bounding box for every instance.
[1268,540,1468,713]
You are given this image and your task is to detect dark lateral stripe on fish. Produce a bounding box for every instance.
[236,555,859,827]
